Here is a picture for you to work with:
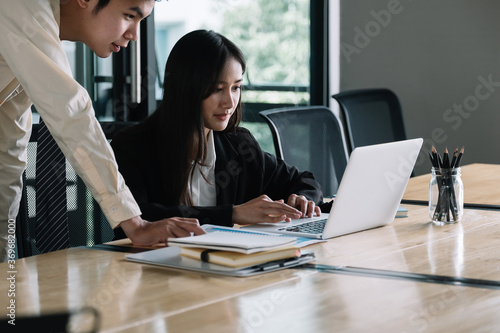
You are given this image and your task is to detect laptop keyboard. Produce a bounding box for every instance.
[278,219,327,234]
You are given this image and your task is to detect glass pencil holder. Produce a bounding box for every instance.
[429,167,464,224]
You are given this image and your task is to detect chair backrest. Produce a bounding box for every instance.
[332,88,408,153]
[259,106,349,198]
[15,121,135,258]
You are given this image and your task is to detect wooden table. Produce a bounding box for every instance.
[2,204,500,332]
[404,163,500,208]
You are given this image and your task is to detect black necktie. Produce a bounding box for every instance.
[35,118,70,253]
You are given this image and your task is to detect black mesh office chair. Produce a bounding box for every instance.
[15,121,135,258]
[259,106,349,198]
[332,88,408,153]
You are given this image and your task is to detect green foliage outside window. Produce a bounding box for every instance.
[211,0,310,105]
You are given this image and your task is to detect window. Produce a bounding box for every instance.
[154,0,311,153]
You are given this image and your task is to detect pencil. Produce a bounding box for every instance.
[454,146,465,168]
[432,146,442,169]
[442,147,450,169]
[450,147,458,169]
[436,152,443,169]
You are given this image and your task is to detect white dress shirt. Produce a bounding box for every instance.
[189,131,217,206]
[0,0,141,254]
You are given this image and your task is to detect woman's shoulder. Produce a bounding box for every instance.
[221,127,255,140]
[215,127,264,162]
[215,127,259,147]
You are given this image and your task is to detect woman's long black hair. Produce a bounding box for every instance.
[147,30,246,205]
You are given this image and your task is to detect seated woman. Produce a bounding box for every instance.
[111,29,326,239]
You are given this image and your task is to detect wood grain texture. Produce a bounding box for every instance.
[3,240,498,333]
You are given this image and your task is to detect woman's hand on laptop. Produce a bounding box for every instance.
[233,194,302,225]
[287,194,321,218]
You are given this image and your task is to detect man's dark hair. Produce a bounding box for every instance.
[93,0,157,15]
[92,0,110,15]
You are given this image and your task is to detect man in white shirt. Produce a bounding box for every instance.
[0,0,204,261]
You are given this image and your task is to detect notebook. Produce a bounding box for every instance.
[179,246,301,268]
[244,138,423,239]
[167,230,297,254]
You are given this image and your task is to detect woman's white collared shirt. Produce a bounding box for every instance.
[190,131,217,206]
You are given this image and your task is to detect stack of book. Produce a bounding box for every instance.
[168,230,302,268]
[126,226,316,276]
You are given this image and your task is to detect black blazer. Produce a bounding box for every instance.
[111,123,325,239]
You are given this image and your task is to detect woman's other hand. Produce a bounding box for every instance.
[287,194,321,218]
[232,194,302,225]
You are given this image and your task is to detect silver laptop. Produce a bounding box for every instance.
[245,138,423,239]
